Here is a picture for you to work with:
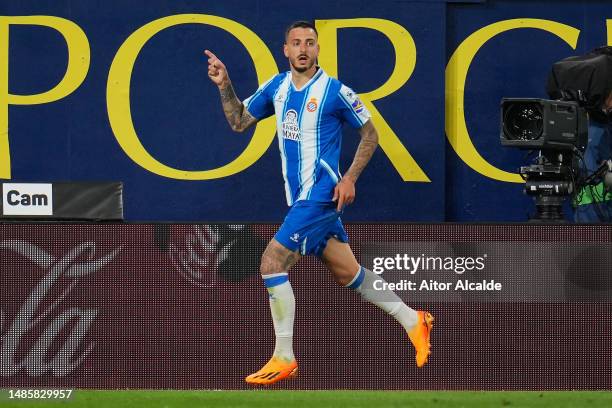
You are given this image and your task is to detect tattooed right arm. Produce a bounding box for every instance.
[219,83,257,133]
[205,49,257,132]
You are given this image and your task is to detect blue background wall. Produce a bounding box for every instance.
[1,0,610,221]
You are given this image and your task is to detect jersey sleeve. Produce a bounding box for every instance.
[242,76,277,120]
[336,84,371,128]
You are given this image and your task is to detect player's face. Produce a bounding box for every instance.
[284,27,319,73]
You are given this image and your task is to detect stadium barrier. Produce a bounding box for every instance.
[1,223,610,389]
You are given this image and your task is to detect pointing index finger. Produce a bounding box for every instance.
[204,50,217,60]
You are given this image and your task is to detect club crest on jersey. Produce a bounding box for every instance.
[282,109,302,141]
[306,98,318,112]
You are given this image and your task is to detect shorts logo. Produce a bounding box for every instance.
[282,109,302,141]
[289,233,300,243]
[306,98,318,112]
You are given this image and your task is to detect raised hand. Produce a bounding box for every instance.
[205,49,229,88]
[204,49,257,132]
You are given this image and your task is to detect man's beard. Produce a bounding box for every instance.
[290,58,314,73]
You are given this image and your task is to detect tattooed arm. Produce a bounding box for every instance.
[205,49,257,133]
[345,120,379,183]
[218,84,257,132]
[332,120,379,211]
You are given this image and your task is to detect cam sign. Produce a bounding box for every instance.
[2,183,53,216]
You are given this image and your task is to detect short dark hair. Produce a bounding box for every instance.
[284,21,318,42]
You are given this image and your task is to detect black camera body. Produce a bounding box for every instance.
[500,98,588,152]
[499,98,588,222]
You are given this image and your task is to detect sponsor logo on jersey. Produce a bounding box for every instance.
[282,109,302,141]
[306,98,318,112]
[289,233,300,243]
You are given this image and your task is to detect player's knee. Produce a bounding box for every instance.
[331,265,359,286]
[260,253,282,275]
[259,259,274,275]
[333,274,352,286]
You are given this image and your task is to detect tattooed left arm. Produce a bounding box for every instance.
[332,120,379,210]
[345,120,379,183]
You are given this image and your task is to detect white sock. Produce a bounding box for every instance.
[346,266,419,331]
[262,272,295,362]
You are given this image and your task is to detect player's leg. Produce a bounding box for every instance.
[245,239,300,385]
[321,238,434,367]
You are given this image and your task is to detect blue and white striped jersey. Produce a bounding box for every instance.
[243,68,371,206]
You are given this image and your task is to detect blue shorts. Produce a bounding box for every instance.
[274,200,349,257]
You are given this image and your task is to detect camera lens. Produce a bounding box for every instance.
[504,102,543,140]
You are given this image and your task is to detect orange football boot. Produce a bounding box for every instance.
[245,357,298,385]
[407,311,434,367]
